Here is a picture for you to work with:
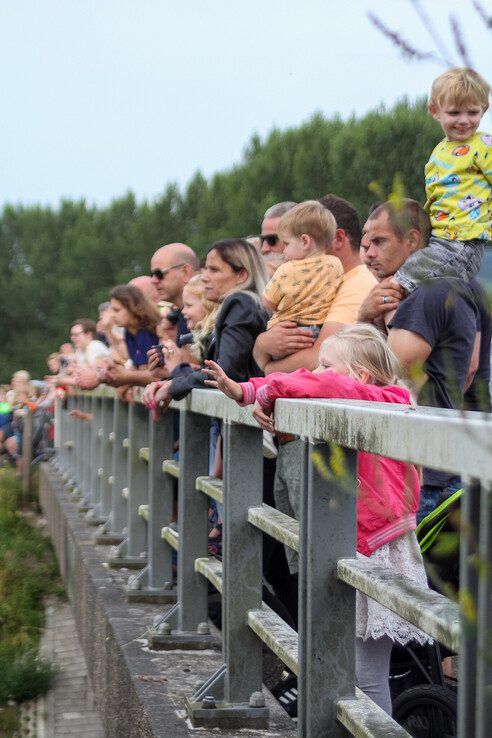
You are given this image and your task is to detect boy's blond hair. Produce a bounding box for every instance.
[430,67,489,109]
[277,200,336,248]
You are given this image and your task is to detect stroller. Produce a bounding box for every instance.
[272,491,462,736]
[389,489,462,737]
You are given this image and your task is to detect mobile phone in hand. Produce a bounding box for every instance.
[150,344,165,367]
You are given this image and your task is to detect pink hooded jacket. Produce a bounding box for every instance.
[239,369,420,556]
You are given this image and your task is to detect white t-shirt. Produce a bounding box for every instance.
[84,339,109,366]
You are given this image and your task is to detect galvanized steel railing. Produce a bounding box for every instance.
[53,387,492,738]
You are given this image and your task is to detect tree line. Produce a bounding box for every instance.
[0,98,441,380]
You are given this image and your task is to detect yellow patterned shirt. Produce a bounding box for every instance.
[424,131,492,241]
[264,254,343,329]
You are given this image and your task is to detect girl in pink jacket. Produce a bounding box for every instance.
[204,323,431,715]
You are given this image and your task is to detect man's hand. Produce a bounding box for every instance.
[74,366,100,390]
[251,402,275,431]
[357,278,405,324]
[253,322,315,370]
[203,360,243,401]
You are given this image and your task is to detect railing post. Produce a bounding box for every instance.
[79,395,92,502]
[187,419,268,729]
[148,407,212,647]
[81,395,100,512]
[298,440,357,738]
[99,397,114,519]
[476,480,492,738]
[110,402,148,567]
[21,409,33,509]
[64,394,76,481]
[458,477,482,738]
[127,410,176,601]
[96,398,127,545]
[74,395,85,495]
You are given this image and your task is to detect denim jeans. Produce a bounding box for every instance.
[417,479,462,525]
[395,236,485,294]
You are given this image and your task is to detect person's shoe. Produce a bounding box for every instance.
[272,672,298,717]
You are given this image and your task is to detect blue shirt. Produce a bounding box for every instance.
[124,329,158,367]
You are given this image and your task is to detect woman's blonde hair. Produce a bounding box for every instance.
[182,274,218,361]
[320,324,403,386]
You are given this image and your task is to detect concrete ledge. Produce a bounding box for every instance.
[39,463,296,738]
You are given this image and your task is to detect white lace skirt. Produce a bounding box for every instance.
[356,532,433,646]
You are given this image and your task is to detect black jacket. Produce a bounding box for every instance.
[169,291,267,400]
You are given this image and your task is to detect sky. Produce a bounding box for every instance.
[2,0,491,209]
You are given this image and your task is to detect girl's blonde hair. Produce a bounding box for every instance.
[320,324,403,386]
[183,274,218,361]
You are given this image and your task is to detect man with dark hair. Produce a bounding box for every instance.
[70,319,109,366]
[253,193,376,373]
[358,199,488,519]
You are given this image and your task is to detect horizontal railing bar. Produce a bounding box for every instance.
[195,557,300,676]
[247,605,299,677]
[337,687,411,738]
[161,526,179,551]
[195,476,223,504]
[248,504,299,552]
[337,558,460,652]
[194,556,223,594]
[162,459,179,478]
[72,388,492,478]
[138,447,149,462]
[138,505,149,521]
[178,389,492,479]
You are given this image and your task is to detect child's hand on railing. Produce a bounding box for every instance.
[203,360,244,402]
[251,401,275,431]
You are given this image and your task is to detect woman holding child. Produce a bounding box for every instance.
[143,238,268,407]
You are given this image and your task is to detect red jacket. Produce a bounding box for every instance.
[239,369,420,556]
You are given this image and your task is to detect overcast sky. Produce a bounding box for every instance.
[2,0,491,208]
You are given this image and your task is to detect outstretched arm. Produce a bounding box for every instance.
[203,360,244,401]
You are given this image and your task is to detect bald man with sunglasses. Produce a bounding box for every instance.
[150,242,199,307]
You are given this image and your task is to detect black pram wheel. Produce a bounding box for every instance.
[393,683,457,738]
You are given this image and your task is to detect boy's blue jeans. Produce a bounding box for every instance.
[395,236,485,294]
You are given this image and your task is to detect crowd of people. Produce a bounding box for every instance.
[6,66,491,716]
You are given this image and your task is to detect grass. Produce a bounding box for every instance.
[0,468,63,733]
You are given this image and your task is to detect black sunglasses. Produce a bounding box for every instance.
[150,263,185,280]
[259,234,279,247]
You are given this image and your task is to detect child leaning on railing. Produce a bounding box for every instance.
[204,323,432,716]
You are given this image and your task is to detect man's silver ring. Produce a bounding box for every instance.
[382,295,389,304]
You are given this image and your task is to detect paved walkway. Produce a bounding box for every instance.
[18,597,105,738]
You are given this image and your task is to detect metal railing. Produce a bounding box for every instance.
[53,387,492,737]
